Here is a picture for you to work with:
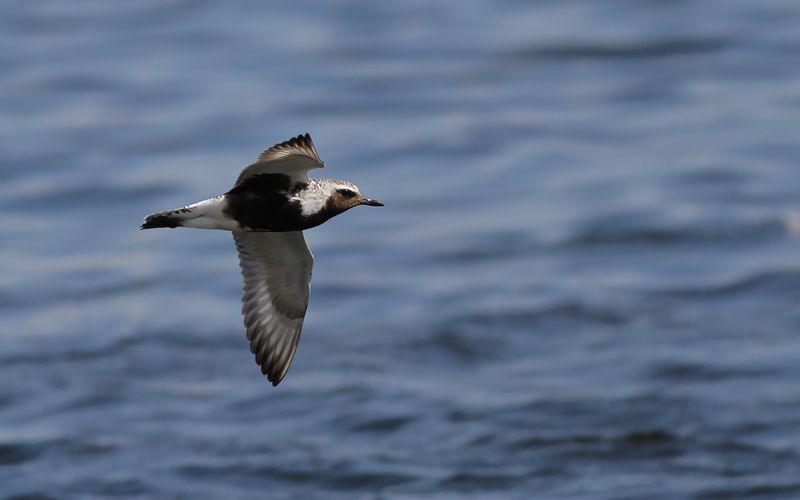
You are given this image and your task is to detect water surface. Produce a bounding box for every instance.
[2,1,800,498]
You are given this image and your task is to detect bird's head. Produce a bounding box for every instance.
[297,179,383,228]
[326,180,384,213]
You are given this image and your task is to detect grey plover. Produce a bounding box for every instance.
[142,134,383,386]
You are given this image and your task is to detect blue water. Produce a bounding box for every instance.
[2,1,800,498]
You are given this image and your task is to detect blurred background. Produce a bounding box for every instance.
[2,1,800,498]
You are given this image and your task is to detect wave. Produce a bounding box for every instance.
[655,269,800,299]
[509,36,733,61]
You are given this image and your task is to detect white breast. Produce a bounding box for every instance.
[297,185,329,217]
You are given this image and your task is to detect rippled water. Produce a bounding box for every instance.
[2,1,800,498]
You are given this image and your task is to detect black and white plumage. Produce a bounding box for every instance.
[141,134,383,386]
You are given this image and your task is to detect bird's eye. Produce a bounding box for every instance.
[338,188,356,198]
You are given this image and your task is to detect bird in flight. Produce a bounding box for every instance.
[141,133,383,386]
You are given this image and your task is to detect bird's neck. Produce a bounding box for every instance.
[296,182,330,217]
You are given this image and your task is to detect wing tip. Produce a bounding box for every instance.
[256,132,324,166]
[265,366,287,386]
[264,356,291,386]
[260,352,293,387]
[253,343,291,387]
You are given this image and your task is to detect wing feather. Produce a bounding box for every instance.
[234,133,324,187]
[233,230,313,386]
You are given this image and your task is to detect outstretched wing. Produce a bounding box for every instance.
[234,133,324,187]
[233,230,314,386]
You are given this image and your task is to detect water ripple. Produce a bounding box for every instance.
[656,269,800,299]
[510,37,734,61]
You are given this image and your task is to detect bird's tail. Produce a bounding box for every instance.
[141,196,235,230]
[140,208,189,229]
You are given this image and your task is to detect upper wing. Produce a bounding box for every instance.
[234,133,324,187]
[233,230,314,386]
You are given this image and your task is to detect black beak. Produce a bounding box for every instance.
[360,198,384,207]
